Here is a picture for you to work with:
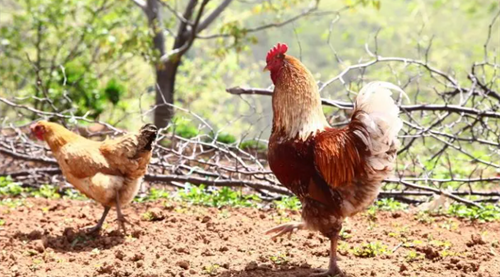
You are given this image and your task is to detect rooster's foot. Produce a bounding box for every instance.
[265,222,304,239]
[309,269,344,277]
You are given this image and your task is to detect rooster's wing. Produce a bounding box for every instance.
[313,124,369,189]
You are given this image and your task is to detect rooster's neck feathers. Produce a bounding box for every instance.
[271,56,328,140]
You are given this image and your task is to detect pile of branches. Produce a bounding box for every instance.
[2,15,500,208]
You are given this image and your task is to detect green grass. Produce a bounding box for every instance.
[375,198,409,211]
[0,177,23,196]
[178,184,260,208]
[1,176,500,223]
[352,241,390,258]
[274,196,301,210]
[446,203,500,222]
[134,188,170,203]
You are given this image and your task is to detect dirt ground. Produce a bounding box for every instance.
[0,198,499,277]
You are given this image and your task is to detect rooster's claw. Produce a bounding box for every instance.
[265,222,304,239]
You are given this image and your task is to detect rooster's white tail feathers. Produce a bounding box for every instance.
[353,81,406,171]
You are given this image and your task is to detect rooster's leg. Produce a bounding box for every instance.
[83,206,110,234]
[114,191,130,233]
[310,230,343,277]
[265,222,304,239]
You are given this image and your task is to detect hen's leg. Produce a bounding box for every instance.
[114,191,130,233]
[310,229,343,277]
[265,222,304,239]
[83,206,110,234]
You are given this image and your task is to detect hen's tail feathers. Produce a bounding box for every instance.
[138,124,158,151]
[352,81,406,171]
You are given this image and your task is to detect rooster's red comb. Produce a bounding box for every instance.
[266,43,288,62]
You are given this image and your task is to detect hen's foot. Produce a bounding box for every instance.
[115,213,131,233]
[81,224,102,234]
[82,206,111,234]
[265,222,304,239]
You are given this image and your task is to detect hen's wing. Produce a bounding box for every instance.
[58,140,121,179]
[99,124,157,177]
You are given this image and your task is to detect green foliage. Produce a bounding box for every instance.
[103,78,126,106]
[212,132,237,144]
[274,196,301,210]
[170,117,200,139]
[30,184,60,199]
[446,204,500,222]
[63,189,87,200]
[134,188,170,203]
[375,198,409,211]
[352,241,389,258]
[239,140,267,151]
[0,177,23,196]
[178,184,260,208]
[268,252,289,265]
[0,0,150,120]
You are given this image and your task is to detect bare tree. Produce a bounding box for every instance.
[131,0,326,127]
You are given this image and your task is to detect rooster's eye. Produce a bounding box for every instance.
[276,53,284,59]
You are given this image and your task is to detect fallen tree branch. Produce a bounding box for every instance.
[385,179,483,208]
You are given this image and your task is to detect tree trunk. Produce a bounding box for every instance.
[154,60,179,127]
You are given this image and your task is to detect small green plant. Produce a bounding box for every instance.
[0,219,5,226]
[414,211,435,224]
[141,211,154,221]
[239,140,267,151]
[63,189,87,200]
[274,196,301,210]
[171,117,199,139]
[31,185,61,199]
[446,204,500,222]
[211,132,237,144]
[375,198,408,211]
[203,264,220,276]
[365,206,378,221]
[135,188,170,203]
[352,241,389,258]
[339,226,352,240]
[0,177,23,196]
[406,250,423,262]
[0,198,25,208]
[268,252,289,265]
[178,185,259,208]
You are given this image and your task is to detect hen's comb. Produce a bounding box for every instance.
[266,43,288,62]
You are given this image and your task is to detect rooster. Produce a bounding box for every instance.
[31,121,158,233]
[264,43,404,276]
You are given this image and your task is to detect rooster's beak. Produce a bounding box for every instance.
[263,65,270,72]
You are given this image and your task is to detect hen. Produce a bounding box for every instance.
[31,121,158,233]
[264,43,404,276]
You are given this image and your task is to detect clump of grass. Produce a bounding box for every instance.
[0,177,23,196]
[178,185,260,208]
[446,204,500,222]
[268,252,289,265]
[406,250,424,262]
[135,188,170,203]
[239,140,267,151]
[352,241,389,258]
[30,184,61,199]
[414,211,435,224]
[274,196,301,210]
[375,198,409,211]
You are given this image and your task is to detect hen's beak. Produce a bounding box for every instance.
[263,65,270,72]
[29,123,37,133]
